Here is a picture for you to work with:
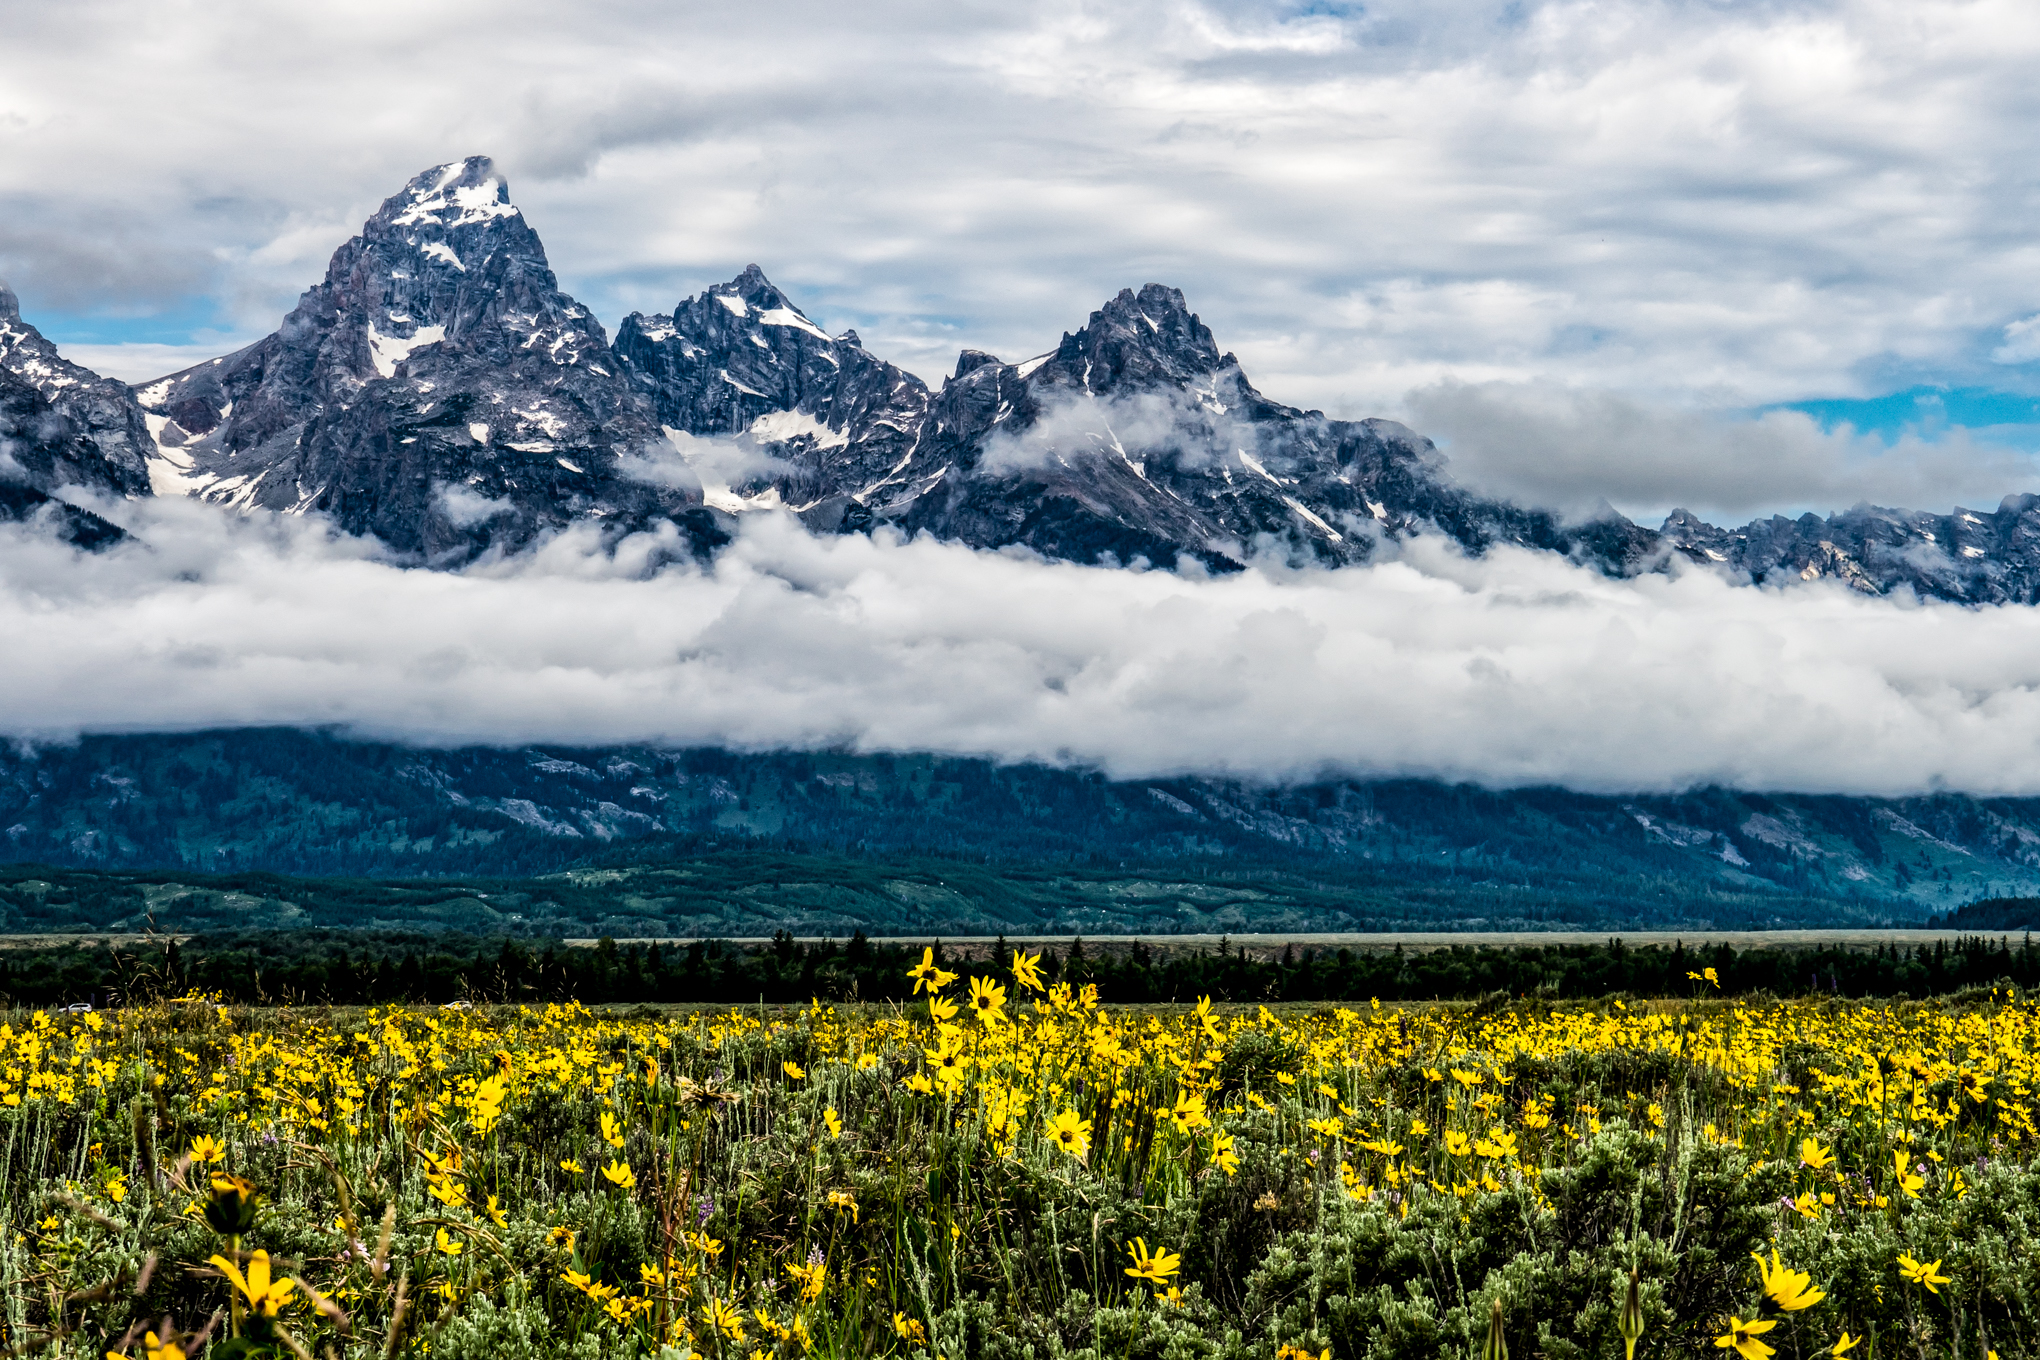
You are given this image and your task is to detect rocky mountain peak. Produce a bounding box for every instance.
[1656,492,2040,602]
[15,148,2038,603]
[612,266,929,519]
[312,154,590,394]
[130,156,709,565]
[1032,282,1230,398]
[952,349,1002,379]
[378,156,518,230]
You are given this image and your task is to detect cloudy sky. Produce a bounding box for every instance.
[8,0,2040,525]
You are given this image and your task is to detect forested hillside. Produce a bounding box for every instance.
[2,728,2037,931]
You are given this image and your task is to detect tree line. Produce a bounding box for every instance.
[3,929,2037,1008]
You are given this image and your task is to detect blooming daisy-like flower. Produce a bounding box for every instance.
[1045,1108,1092,1158]
[1715,1316,1777,1360]
[968,976,1008,1026]
[1124,1237,1180,1286]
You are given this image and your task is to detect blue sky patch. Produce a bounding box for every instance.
[30,297,236,348]
[1777,386,2040,441]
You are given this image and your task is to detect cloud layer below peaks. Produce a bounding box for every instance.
[7,499,2040,797]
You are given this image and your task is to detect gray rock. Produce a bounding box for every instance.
[0,362,130,548]
[85,156,2040,602]
[1660,499,2040,604]
[634,276,1666,574]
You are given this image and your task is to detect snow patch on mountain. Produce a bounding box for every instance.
[367,322,445,378]
[751,408,848,450]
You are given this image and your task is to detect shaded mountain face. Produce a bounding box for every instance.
[0,283,153,502]
[624,270,2039,594]
[612,265,929,522]
[874,284,1662,571]
[0,288,141,549]
[0,148,2006,596]
[131,157,713,565]
[0,387,129,554]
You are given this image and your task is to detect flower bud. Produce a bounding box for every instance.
[1484,1296,1508,1360]
[1620,1265,1645,1360]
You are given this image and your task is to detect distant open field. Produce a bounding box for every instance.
[564,928,2010,956]
[1,926,2015,957]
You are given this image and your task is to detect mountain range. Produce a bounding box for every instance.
[2,154,2038,599]
[5,156,2040,929]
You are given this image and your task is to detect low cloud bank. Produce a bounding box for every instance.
[6,499,2040,797]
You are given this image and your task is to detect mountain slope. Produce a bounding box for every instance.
[879,284,1661,571]
[0,729,2027,926]
[131,157,715,564]
[0,286,142,548]
[617,271,2040,596]
[0,152,2009,597]
[1660,498,2040,604]
[614,275,1671,572]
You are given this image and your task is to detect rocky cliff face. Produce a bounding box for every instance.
[0,283,153,502]
[131,157,714,565]
[612,265,928,525]
[0,370,130,549]
[0,284,146,548]
[623,276,1663,572]
[880,283,1667,571]
[0,154,2017,599]
[1659,498,2040,604]
[622,272,2037,595]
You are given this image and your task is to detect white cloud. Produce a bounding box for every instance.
[977,389,1244,476]
[1405,379,2040,524]
[436,483,515,528]
[618,430,786,494]
[4,0,2040,426]
[1994,314,2040,365]
[9,499,2040,798]
[56,341,264,385]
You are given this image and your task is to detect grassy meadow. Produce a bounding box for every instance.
[5,958,2039,1359]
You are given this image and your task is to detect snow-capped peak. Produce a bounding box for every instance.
[386,156,521,231]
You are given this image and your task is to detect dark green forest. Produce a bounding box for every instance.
[0,853,1909,939]
[6,927,2038,1008]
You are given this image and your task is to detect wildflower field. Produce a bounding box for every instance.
[6,955,2040,1359]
